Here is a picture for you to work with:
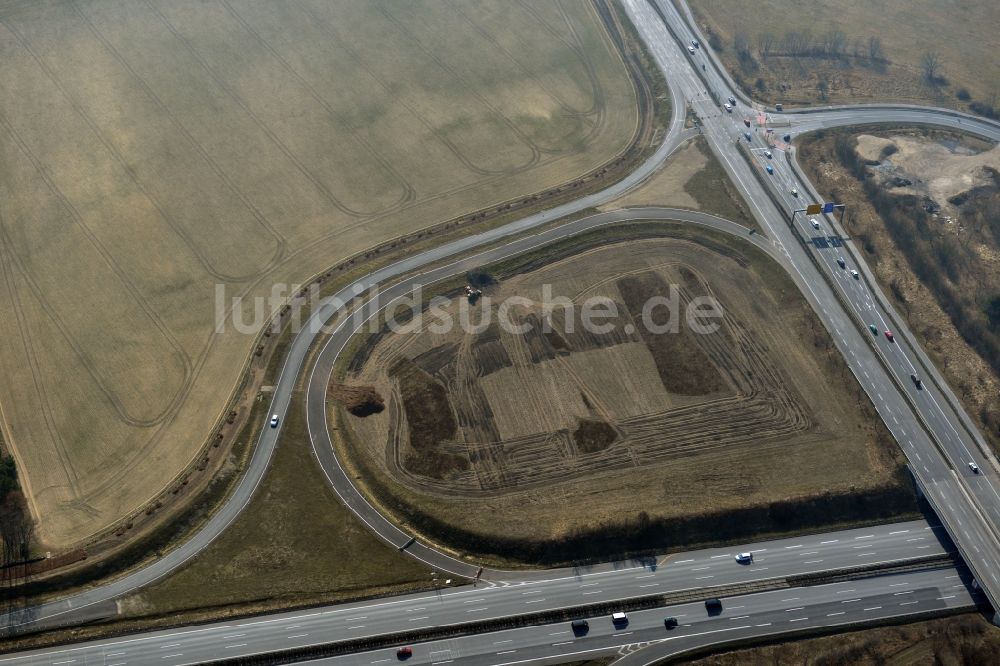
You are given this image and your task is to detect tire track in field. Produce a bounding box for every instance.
[296,2,526,179]
[218,0,416,212]
[442,0,608,154]
[374,3,542,173]
[70,2,287,276]
[0,232,82,506]
[0,108,191,429]
[372,275,814,497]
[142,0,407,220]
[0,15,275,284]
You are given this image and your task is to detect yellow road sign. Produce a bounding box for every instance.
[806,203,822,215]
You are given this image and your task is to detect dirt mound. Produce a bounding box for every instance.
[573,419,618,454]
[328,383,385,418]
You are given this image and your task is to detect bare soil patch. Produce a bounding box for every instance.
[799,127,1000,450]
[331,223,913,564]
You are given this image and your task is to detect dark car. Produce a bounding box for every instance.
[911,374,922,389]
[571,619,590,635]
[744,118,752,127]
[705,598,723,613]
[397,647,413,660]
[744,132,752,142]
[664,616,679,629]
[783,133,792,142]
[728,96,737,105]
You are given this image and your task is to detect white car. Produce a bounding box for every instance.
[735,552,753,564]
[970,462,980,474]
[687,45,695,54]
[270,414,280,428]
[724,103,732,112]
[850,269,860,279]
[764,150,772,159]
[810,218,820,230]
[791,187,798,197]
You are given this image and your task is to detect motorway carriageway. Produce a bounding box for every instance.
[0,520,956,665]
[257,568,976,666]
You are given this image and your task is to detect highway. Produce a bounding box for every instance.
[0,521,963,665]
[2,0,999,662]
[634,0,1000,615]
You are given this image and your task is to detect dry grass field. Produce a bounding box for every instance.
[682,612,998,666]
[799,127,1000,451]
[0,0,641,547]
[333,227,909,561]
[689,0,1000,110]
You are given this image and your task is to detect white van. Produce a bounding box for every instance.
[611,611,628,625]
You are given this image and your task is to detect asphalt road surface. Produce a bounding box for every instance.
[0,521,962,665]
[630,0,1000,613]
[3,0,999,662]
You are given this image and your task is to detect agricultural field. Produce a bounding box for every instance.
[799,127,1000,452]
[0,0,642,548]
[688,0,1000,113]
[332,225,912,564]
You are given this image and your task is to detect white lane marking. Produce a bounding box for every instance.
[756,623,772,627]
[675,559,694,563]
[855,535,874,540]
[800,551,819,556]
[613,632,633,637]
[223,633,246,639]
[836,589,857,594]
[635,573,655,579]
[348,625,366,629]
[640,583,660,588]
[462,599,484,604]
[894,591,914,596]
[288,634,309,639]
[161,657,183,661]
[553,641,574,646]
[710,554,731,559]
[526,598,548,603]
[466,608,489,613]
[789,617,809,622]
[785,607,805,612]
[226,644,247,649]
[409,616,429,621]
[580,582,599,587]
[827,612,845,617]
[900,601,920,606]
[161,645,181,649]
[803,559,824,564]
[857,552,877,556]
[784,545,803,549]
[521,590,542,596]
[781,598,800,602]
[841,599,861,603]
[692,566,711,571]
[730,615,750,620]
[864,606,882,611]
[891,582,909,587]
[820,540,838,544]
[497,650,517,655]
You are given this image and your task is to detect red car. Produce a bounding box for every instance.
[884,330,895,342]
[397,646,413,659]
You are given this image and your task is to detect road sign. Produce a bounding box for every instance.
[823,201,836,214]
[806,203,822,215]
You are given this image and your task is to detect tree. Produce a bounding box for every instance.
[867,36,885,69]
[986,294,1000,330]
[756,31,776,58]
[816,78,830,101]
[821,30,848,58]
[734,31,752,58]
[921,51,943,85]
